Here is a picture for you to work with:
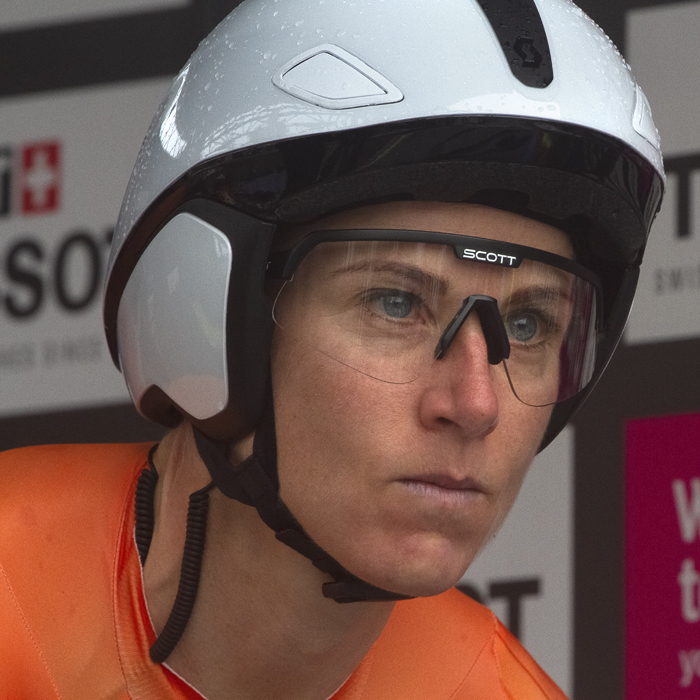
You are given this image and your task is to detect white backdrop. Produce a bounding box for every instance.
[626,3,700,345]
[0,78,171,416]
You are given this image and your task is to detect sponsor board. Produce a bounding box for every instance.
[626,413,700,698]
[1,0,189,32]
[626,4,700,344]
[459,427,572,695]
[0,77,172,416]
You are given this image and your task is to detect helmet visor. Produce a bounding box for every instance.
[269,230,601,407]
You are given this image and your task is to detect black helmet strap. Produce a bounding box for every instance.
[192,386,412,605]
[138,393,411,665]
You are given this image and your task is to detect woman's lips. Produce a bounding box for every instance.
[399,474,485,505]
[408,474,483,491]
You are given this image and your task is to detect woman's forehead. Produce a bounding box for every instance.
[285,201,574,260]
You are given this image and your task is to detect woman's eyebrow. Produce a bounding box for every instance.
[506,284,573,306]
[331,260,450,296]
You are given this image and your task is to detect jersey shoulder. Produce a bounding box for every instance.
[434,589,566,700]
[0,441,152,558]
[342,588,567,700]
[491,613,569,700]
[0,441,151,497]
[429,589,567,699]
[0,443,153,699]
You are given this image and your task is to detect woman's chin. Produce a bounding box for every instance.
[351,554,472,599]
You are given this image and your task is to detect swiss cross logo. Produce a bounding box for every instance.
[21,142,61,214]
[0,140,63,218]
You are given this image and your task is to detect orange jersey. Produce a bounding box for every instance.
[0,443,567,699]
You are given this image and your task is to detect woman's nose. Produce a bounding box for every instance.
[419,314,502,437]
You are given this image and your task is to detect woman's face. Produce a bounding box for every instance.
[271,201,571,597]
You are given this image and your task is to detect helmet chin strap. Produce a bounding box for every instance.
[139,385,411,665]
[192,385,413,605]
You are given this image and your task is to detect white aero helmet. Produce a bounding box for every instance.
[105,0,664,448]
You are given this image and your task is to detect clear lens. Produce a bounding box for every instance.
[272,240,598,406]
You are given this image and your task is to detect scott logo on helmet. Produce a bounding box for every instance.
[462,248,518,267]
[514,38,542,69]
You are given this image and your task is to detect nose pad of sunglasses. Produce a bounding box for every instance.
[433,295,511,365]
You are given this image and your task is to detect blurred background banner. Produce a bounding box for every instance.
[0,0,189,31]
[626,414,700,699]
[0,79,169,416]
[0,2,697,699]
[626,3,700,344]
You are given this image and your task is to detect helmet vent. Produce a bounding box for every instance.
[633,85,661,150]
[272,44,403,110]
[474,0,553,89]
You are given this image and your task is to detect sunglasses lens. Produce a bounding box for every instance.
[272,240,598,405]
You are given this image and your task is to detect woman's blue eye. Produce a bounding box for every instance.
[506,313,538,342]
[379,294,414,319]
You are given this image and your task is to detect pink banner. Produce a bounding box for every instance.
[626,413,700,697]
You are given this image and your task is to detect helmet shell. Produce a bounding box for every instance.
[110,0,661,266]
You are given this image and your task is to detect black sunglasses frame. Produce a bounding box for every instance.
[267,228,603,294]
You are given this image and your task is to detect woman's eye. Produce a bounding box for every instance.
[375,293,415,319]
[505,312,539,343]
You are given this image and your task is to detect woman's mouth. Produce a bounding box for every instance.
[399,474,485,506]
